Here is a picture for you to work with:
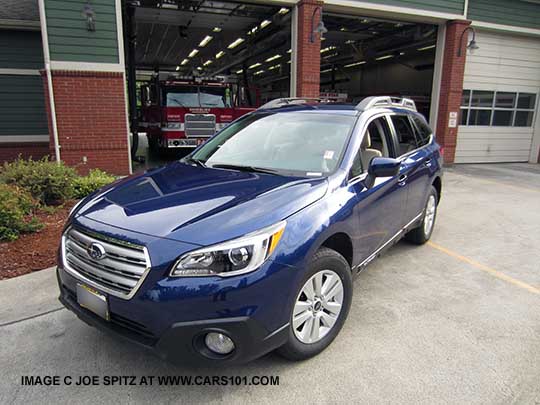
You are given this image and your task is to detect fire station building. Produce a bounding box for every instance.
[1,0,539,175]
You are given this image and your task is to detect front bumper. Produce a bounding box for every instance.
[57,265,292,365]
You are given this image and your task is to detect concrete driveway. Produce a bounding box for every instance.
[1,164,539,404]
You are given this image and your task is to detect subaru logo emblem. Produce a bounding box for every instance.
[87,242,106,261]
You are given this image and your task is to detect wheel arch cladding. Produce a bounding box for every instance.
[320,232,353,269]
[432,176,442,204]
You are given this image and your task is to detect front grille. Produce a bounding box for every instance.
[62,227,150,299]
[184,113,216,138]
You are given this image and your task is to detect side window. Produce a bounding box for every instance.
[350,117,393,179]
[391,115,418,156]
[410,115,432,147]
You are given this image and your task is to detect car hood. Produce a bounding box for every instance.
[77,162,328,246]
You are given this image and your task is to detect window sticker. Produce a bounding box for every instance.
[323,150,335,160]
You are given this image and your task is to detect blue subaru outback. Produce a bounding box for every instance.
[58,96,442,364]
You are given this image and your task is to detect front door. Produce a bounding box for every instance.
[347,115,408,264]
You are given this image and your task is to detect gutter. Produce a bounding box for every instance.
[37,0,61,163]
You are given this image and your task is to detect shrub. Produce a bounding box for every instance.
[72,169,116,199]
[0,157,77,205]
[0,184,43,241]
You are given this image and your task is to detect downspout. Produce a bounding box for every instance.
[38,0,61,163]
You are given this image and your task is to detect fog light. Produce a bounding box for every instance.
[205,332,235,355]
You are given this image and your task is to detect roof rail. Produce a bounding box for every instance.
[258,97,325,110]
[355,96,417,111]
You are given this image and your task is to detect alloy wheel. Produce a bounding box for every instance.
[424,195,436,236]
[292,270,344,344]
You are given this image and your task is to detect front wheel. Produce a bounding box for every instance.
[404,185,438,245]
[277,247,352,361]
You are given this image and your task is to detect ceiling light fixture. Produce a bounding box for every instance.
[254,70,265,75]
[375,54,393,61]
[203,60,213,66]
[188,49,199,58]
[180,58,189,65]
[175,66,180,71]
[417,44,436,51]
[199,35,213,47]
[236,69,243,74]
[228,38,245,49]
[248,62,262,69]
[215,51,225,59]
[265,54,281,62]
[278,8,289,15]
[344,61,366,68]
[320,46,337,54]
[260,20,272,29]
[268,64,280,70]
[213,27,222,32]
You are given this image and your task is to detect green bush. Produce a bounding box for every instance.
[0,157,77,205]
[0,184,43,241]
[72,169,116,199]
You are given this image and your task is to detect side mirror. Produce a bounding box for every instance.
[365,157,401,188]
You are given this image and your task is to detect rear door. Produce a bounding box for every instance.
[387,113,433,224]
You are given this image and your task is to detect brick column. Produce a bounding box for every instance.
[41,70,130,175]
[435,20,471,164]
[296,0,323,97]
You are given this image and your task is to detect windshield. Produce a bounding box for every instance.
[165,85,230,108]
[190,112,357,176]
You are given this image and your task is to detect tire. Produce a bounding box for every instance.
[277,247,353,361]
[404,185,438,245]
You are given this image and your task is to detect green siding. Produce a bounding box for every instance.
[0,75,49,136]
[356,0,464,15]
[0,30,44,69]
[45,0,119,63]
[468,0,540,30]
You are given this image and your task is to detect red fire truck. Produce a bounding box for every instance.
[139,74,257,152]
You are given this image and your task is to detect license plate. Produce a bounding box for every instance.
[76,284,109,321]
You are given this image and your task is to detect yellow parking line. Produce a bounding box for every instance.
[427,241,540,295]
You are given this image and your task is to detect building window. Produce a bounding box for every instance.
[460,90,537,127]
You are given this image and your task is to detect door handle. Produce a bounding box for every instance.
[425,158,432,168]
[398,174,407,186]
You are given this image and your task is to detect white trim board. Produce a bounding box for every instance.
[320,0,465,23]
[0,135,49,143]
[471,21,540,37]
[50,61,125,72]
[0,69,40,76]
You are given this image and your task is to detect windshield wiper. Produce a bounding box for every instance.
[183,156,206,167]
[210,164,279,175]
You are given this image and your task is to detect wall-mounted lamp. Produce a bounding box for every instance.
[82,1,96,32]
[310,7,328,43]
[457,26,479,57]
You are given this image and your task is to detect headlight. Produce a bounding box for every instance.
[170,221,286,277]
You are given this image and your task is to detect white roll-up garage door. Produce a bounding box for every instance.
[455,29,540,163]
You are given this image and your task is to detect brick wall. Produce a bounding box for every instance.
[0,143,49,162]
[436,20,471,164]
[41,70,130,175]
[296,0,324,97]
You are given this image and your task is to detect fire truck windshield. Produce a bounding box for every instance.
[165,85,230,108]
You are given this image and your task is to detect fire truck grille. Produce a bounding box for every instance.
[184,114,216,138]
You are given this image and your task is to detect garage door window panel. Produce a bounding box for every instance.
[460,90,537,127]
